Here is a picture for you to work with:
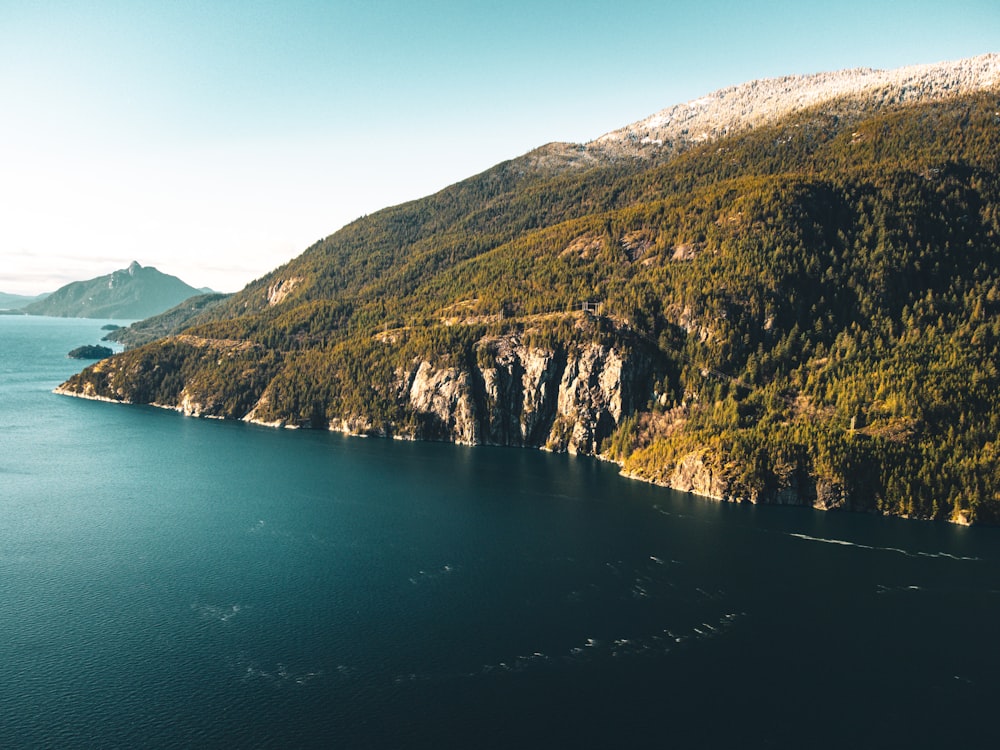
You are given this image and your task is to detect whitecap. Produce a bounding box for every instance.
[788,533,980,561]
[916,551,981,561]
[192,602,244,622]
[876,583,925,594]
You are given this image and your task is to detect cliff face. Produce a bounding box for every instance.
[402,360,480,444]
[664,451,728,501]
[59,331,657,459]
[628,447,854,513]
[397,336,653,454]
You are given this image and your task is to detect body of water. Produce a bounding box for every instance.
[1,315,998,748]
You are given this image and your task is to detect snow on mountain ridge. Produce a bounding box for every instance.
[592,53,1000,155]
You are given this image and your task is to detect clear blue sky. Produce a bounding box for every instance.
[2,0,998,295]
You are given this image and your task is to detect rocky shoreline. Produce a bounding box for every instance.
[54,367,971,526]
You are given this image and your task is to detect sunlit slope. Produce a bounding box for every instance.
[61,74,1000,523]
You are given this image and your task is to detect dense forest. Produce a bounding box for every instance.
[61,89,1000,523]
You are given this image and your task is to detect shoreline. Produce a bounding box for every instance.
[52,385,974,526]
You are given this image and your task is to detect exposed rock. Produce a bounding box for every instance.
[814,479,849,511]
[266,277,303,306]
[676,305,712,343]
[952,510,973,526]
[560,233,604,260]
[644,449,852,512]
[667,450,728,501]
[406,360,479,445]
[518,347,563,445]
[620,231,653,262]
[178,390,206,417]
[397,336,654,455]
[479,342,525,446]
[670,243,702,261]
[552,344,626,454]
[328,416,385,437]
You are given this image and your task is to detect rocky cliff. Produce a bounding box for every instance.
[394,336,653,453]
[647,449,851,511]
[57,329,658,459]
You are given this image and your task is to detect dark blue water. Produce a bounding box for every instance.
[2,315,998,749]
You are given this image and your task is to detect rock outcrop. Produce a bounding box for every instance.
[666,451,728,501]
[397,335,654,454]
[636,447,854,513]
[404,360,480,444]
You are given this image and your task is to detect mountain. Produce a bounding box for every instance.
[58,54,1000,524]
[23,261,206,319]
[0,291,49,310]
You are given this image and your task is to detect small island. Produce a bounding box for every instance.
[100,324,121,331]
[68,345,114,360]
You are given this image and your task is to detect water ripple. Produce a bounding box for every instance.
[788,532,981,561]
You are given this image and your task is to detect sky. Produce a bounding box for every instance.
[2,0,998,296]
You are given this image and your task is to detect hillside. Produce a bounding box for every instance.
[0,291,49,310]
[24,261,206,319]
[58,55,1000,524]
[102,292,231,348]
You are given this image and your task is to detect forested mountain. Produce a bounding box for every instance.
[59,55,1000,524]
[24,261,206,319]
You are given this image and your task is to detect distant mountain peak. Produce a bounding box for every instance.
[24,262,204,319]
